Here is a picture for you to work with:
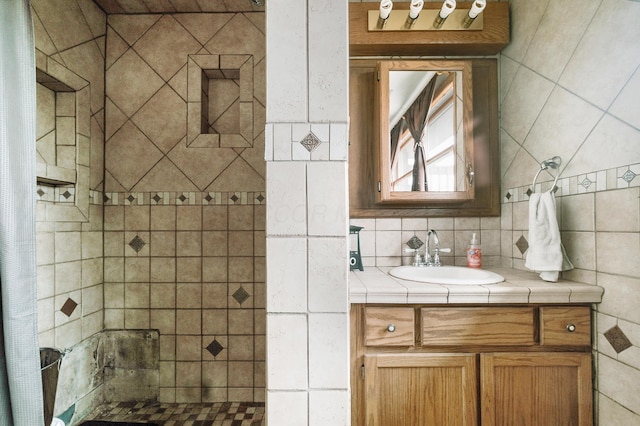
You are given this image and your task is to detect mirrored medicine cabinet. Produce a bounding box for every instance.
[349,58,500,217]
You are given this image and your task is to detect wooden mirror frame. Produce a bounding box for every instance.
[376,60,474,204]
[349,59,500,217]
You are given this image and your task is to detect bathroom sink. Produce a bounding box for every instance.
[389,265,505,285]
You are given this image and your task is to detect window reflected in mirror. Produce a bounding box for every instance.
[390,70,457,192]
[376,60,473,204]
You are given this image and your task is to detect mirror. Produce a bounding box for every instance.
[376,60,474,204]
[348,58,500,217]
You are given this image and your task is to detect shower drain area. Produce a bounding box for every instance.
[81,401,264,426]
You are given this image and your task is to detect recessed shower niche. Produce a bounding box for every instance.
[187,54,254,149]
[36,58,91,221]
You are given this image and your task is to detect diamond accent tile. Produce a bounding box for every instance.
[580,177,592,189]
[406,235,424,250]
[301,132,321,153]
[256,194,264,203]
[129,235,146,253]
[178,194,187,202]
[37,188,45,197]
[505,191,512,200]
[152,194,162,203]
[206,339,224,357]
[61,298,78,317]
[127,194,135,203]
[230,194,239,203]
[515,235,529,255]
[204,194,213,202]
[526,188,532,197]
[622,169,637,183]
[232,287,250,305]
[604,325,633,353]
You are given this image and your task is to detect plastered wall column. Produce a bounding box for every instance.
[265,0,350,424]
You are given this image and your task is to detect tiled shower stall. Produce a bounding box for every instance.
[33,0,266,420]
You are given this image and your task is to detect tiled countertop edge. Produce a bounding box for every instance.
[349,267,604,305]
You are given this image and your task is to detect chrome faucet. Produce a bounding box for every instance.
[404,230,451,267]
[426,229,451,267]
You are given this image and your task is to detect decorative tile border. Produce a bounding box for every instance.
[265,122,349,161]
[503,162,640,203]
[103,191,266,206]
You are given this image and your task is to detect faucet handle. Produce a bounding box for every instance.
[432,247,451,266]
[404,247,425,266]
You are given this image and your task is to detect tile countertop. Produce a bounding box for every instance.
[349,267,604,305]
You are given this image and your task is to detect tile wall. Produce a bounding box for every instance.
[32,0,107,414]
[500,0,640,423]
[103,11,266,404]
[264,0,351,424]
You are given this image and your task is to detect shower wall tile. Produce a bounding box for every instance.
[266,313,308,390]
[265,1,307,122]
[308,0,348,122]
[308,314,349,389]
[307,162,347,236]
[309,390,350,426]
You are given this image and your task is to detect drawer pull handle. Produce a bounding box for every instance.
[566,323,576,332]
[386,324,396,333]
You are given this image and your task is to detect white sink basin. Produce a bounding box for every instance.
[389,265,505,285]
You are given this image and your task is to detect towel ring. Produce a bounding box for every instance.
[532,156,561,192]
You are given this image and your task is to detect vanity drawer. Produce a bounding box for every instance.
[540,306,591,347]
[421,307,536,346]
[364,307,415,347]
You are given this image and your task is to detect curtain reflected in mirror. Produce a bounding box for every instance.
[389,70,460,192]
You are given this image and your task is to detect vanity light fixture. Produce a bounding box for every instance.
[462,0,486,28]
[377,0,393,29]
[368,0,485,31]
[433,0,456,29]
[405,0,424,28]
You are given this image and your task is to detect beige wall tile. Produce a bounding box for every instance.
[150,231,175,256]
[176,231,202,257]
[150,283,176,309]
[176,283,202,309]
[176,309,202,335]
[203,206,228,230]
[203,231,228,256]
[177,206,202,230]
[561,193,595,231]
[150,257,176,282]
[151,206,176,230]
[596,188,640,232]
[596,232,640,277]
[176,335,202,361]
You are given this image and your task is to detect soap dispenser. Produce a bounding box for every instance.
[466,233,482,268]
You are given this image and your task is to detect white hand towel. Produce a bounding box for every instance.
[525,191,573,282]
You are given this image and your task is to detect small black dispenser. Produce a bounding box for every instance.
[349,225,364,271]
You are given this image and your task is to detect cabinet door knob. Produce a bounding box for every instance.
[566,323,576,332]
[386,324,396,332]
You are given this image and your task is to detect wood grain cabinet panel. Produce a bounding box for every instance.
[480,352,593,426]
[421,307,536,346]
[364,353,477,426]
[365,307,415,347]
[351,305,595,426]
[540,306,591,347]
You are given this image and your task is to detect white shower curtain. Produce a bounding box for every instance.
[0,1,45,425]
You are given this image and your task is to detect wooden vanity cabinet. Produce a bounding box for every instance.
[351,304,594,426]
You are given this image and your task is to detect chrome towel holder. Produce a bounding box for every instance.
[532,156,562,192]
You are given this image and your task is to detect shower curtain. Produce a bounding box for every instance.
[0,1,45,425]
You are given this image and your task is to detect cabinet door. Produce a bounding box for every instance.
[480,352,592,426]
[364,353,477,426]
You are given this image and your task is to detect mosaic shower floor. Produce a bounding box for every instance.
[82,401,265,426]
